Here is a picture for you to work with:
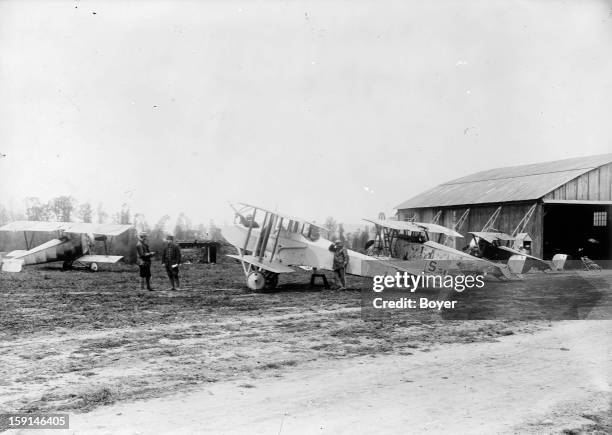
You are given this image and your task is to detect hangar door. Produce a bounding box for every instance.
[543,200,611,260]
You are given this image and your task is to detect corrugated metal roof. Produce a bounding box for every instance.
[396,153,612,209]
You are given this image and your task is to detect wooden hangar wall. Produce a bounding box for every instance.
[396,202,544,257]
[543,163,612,201]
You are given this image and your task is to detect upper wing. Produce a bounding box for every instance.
[413,222,463,238]
[62,223,132,236]
[0,221,66,232]
[469,231,515,243]
[235,202,329,233]
[364,218,462,237]
[0,221,131,237]
[363,218,425,233]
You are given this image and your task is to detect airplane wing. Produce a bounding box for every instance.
[423,241,517,278]
[0,221,66,232]
[62,223,132,237]
[365,218,463,237]
[497,246,550,269]
[235,202,330,233]
[469,231,515,243]
[414,222,463,238]
[4,250,28,258]
[226,254,295,274]
[0,221,132,237]
[424,240,494,263]
[363,218,425,233]
[75,255,124,264]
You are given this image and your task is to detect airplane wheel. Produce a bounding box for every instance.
[90,262,99,272]
[246,271,266,291]
[263,271,279,290]
[62,261,73,270]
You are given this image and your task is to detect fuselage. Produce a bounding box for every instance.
[222,224,410,277]
[6,234,86,266]
[380,236,513,278]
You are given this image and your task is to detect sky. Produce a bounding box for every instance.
[1,0,612,229]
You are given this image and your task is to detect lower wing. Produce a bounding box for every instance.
[76,255,123,264]
[226,254,295,274]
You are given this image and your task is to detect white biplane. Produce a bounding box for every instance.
[365,217,517,279]
[468,230,553,272]
[0,221,132,272]
[465,204,564,273]
[222,203,419,291]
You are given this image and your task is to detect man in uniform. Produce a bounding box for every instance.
[136,233,154,291]
[332,239,349,290]
[162,234,182,290]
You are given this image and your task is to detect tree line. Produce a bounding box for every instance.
[0,197,373,261]
[321,217,372,252]
[0,196,223,262]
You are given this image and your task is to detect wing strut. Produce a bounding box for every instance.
[511,203,537,237]
[431,210,442,225]
[482,206,502,232]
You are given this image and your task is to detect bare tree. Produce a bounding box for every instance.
[174,212,194,240]
[78,202,93,223]
[133,213,150,235]
[338,223,345,242]
[0,203,8,225]
[49,196,76,222]
[208,219,222,241]
[323,216,338,240]
[96,203,109,224]
[359,225,371,250]
[25,197,52,221]
[119,203,131,225]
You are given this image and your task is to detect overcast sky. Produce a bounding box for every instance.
[1,0,611,228]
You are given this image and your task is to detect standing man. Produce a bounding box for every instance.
[162,235,182,290]
[332,240,349,290]
[136,233,154,291]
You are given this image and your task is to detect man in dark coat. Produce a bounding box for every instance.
[162,234,182,290]
[332,240,349,290]
[136,233,155,291]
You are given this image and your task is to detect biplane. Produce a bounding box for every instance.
[0,221,132,272]
[222,203,418,291]
[364,217,516,279]
[464,204,561,273]
[468,230,552,273]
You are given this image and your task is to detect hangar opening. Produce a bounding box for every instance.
[543,201,611,260]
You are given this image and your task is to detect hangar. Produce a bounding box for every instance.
[395,153,612,260]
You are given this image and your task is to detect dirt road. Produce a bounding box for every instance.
[60,320,610,434]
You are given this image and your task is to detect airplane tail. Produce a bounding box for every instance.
[507,255,527,275]
[1,258,24,272]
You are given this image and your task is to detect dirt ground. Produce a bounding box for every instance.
[56,320,612,435]
[1,259,610,434]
